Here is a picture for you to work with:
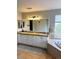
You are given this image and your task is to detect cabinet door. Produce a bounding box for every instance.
[40,36,47,48]
[32,36,47,48]
[20,35,33,45]
[17,34,25,43]
[17,34,21,43]
[32,36,42,47]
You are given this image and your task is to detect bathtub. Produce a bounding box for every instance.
[47,38,61,51]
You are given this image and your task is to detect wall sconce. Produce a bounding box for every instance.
[28,16,41,20]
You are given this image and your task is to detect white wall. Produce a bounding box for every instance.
[17,12,22,20]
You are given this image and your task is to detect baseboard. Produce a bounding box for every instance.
[17,43,47,50]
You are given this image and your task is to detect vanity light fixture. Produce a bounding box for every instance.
[28,16,40,20]
[26,7,32,9]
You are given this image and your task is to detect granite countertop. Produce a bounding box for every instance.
[17,31,48,37]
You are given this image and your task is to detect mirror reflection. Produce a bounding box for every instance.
[17,19,49,32]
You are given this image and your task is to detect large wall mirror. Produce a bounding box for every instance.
[17,19,49,33]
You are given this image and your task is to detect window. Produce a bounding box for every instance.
[54,15,61,38]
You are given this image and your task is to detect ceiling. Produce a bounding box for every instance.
[17,0,61,12]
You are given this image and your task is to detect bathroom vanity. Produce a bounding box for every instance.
[17,32,48,49]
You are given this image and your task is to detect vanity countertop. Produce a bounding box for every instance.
[17,31,48,37]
